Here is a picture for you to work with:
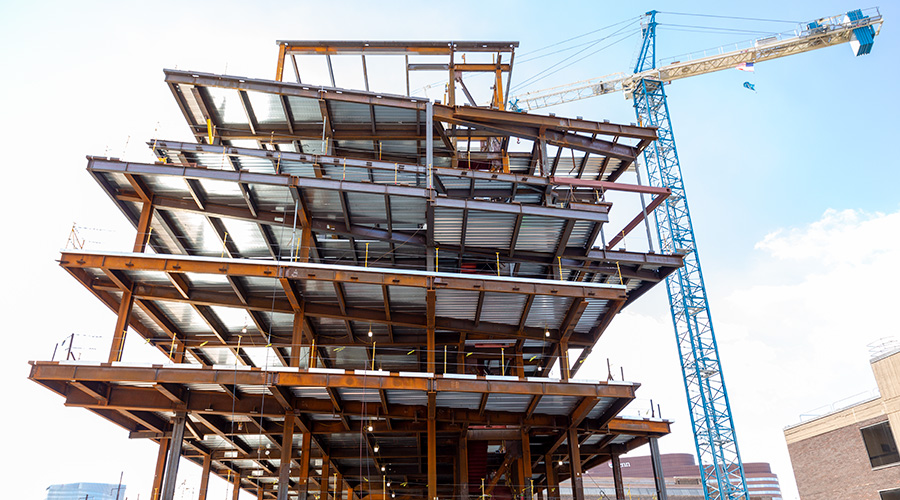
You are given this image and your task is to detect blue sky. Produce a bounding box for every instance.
[1,1,898,499]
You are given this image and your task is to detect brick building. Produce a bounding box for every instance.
[558,453,781,499]
[784,345,900,500]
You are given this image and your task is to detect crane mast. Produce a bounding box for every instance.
[509,8,882,500]
[633,10,750,500]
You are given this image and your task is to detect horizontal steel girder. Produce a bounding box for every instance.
[89,157,611,224]
[61,251,627,301]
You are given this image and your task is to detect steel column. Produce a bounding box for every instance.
[611,454,625,500]
[545,454,559,500]
[291,309,305,368]
[151,438,169,500]
[426,289,436,373]
[277,415,295,500]
[298,431,311,500]
[198,454,212,500]
[300,226,312,263]
[320,455,330,500]
[335,471,343,500]
[134,201,154,253]
[160,413,187,500]
[649,437,668,500]
[567,427,584,500]
[521,430,532,500]
[459,433,469,500]
[428,416,437,500]
[426,101,434,190]
[232,470,242,500]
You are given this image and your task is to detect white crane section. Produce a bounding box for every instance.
[510,9,883,111]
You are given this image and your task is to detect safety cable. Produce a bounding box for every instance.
[516,15,640,58]
[513,29,639,93]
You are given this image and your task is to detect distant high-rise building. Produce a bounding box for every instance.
[561,453,781,500]
[45,482,125,500]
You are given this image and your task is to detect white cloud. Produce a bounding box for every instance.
[755,208,900,266]
[718,208,900,499]
[581,207,900,500]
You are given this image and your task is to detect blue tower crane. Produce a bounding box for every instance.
[509,8,882,500]
[631,10,749,500]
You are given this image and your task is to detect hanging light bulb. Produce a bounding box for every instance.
[558,460,563,467]
[392,493,396,498]
[242,326,248,334]
[387,481,391,487]
[367,424,374,432]
[368,328,373,338]
[381,466,385,472]
[545,329,550,337]
[374,443,380,453]
[537,365,543,372]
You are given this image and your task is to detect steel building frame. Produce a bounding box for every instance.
[31,40,681,500]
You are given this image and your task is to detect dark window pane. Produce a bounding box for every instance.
[861,421,900,468]
[880,488,900,500]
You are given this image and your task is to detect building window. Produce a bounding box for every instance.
[860,421,900,468]
[880,488,900,500]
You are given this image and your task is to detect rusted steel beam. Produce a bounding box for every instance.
[432,106,656,141]
[433,116,641,161]
[62,251,627,301]
[486,452,515,495]
[276,41,518,55]
[91,281,584,346]
[133,200,154,253]
[65,267,185,365]
[104,193,679,283]
[70,380,109,404]
[148,140,569,190]
[33,362,634,400]
[108,287,134,363]
[238,90,260,136]
[275,43,287,81]
[409,63,512,72]
[52,390,614,434]
[192,413,252,455]
[167,70,426,111]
